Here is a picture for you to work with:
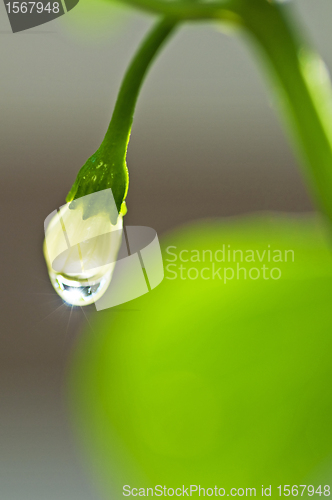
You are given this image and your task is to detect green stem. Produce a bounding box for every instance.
[69,0,332,228]
[237,0,332,226]
[67,18,177,219]
[101,17,177,169]
[108,0,332,226]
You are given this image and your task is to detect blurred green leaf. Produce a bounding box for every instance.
[59,0,131,44]
[68,215,332,497]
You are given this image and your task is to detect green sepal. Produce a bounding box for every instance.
[66,145,129,225]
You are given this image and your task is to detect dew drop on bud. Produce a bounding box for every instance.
[43,190,123,306]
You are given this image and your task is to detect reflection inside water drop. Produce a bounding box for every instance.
[48,271,113,307]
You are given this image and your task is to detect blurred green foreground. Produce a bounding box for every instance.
[68,215,332,498]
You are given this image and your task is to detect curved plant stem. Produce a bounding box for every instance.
[237,0,332,226]
[109,0,332,225]
[70,0,332,227]
[67,18,177,218]
[101,17,177,171]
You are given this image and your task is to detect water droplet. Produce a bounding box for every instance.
[44,193,123,306]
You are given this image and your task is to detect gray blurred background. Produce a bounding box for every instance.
[0,0,331,498]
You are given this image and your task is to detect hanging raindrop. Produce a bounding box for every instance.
[43,190,123,306]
